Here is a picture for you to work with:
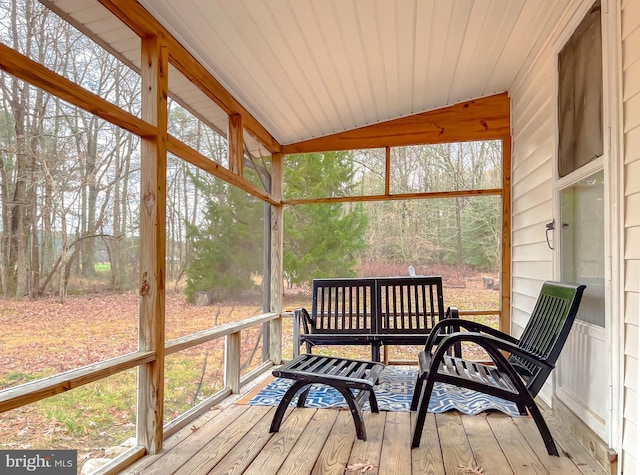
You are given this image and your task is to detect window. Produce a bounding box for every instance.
[557,1,603,177]
[560,170,605,326]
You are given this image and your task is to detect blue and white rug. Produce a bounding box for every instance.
[247,366,521,417]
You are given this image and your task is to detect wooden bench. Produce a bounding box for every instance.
[269,353,385,440]
[293,276,458,362]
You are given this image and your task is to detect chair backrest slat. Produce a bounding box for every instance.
[509,281,586,396]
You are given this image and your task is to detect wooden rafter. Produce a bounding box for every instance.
[0,43,155,138]
[167,136,277,205]
[283,93,510,154]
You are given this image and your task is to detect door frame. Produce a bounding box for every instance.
[550,0,622,451]
[554,160,610,442]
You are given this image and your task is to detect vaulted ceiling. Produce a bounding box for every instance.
[45,0,578,148]
[138,0,574,146]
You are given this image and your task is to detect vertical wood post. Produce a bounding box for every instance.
[270,152,283,364]
[269,316,282,365]
[137,35,168,455]
[384,146,391,195]
[225,332,241,393]
[229,114,243,176]
[501,134,512,335]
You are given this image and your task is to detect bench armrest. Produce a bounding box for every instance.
[293,308,314,358]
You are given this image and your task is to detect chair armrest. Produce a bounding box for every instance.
[433,331,553,374]
[428,331,550,400]
[423,318,518,352]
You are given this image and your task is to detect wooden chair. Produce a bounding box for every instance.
[410,281,586,456]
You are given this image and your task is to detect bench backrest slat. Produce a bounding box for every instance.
[312,278,375,333]
[375,276,445,334]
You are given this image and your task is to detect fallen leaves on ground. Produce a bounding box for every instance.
[458,463,484,473]
[346,462,377,473]
[0,293,265,386]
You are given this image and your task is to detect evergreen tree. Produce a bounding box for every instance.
[461,195,501,270]
[283,152,368,284]
[185,175,263,302]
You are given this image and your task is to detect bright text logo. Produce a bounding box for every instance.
[0,451,76,474]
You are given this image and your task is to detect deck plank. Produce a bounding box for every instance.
[174,405,272,474]
[138,405,249,474]
[435,412,475,474]
[116,403,605,475]
[242,407,317,474]
[207,407,283,475]
[311,410,356,475]
[346,411,386,475]
[538,403,608,474]
[461,414,514,475]
[120,407,224,475]
[511,415,583,475]
[487,415,548,474]
[275,408,339,474]
[410,413,446,475]
[379,411,412,475]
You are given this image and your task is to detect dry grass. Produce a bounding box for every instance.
[0,281,500,458]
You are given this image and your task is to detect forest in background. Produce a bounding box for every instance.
[0,0,502,304]
[0,1,505,464]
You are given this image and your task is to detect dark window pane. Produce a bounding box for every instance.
[558,1,603,177]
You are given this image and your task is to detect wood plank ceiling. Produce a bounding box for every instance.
[44,0,577,149]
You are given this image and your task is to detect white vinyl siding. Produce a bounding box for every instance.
[621,0,640,470]
[510,48,555,336]
[511,5,639,463]
[509,43,557,402]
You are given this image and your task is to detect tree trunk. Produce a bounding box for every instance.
[81,121,99,277]
[455,196,463,267]
[58,244,68,303]
[112,130,122,290]
[30,195,39,299]
[9,79,29,298]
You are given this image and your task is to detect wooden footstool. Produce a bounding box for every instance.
[269,354,385,440]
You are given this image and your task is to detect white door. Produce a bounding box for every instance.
[555,169,609,441]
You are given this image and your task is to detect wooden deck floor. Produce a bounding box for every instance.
[120,402,607,475]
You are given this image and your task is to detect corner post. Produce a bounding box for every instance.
[501,134,512,335]
[270,152,283,364]
[138,34,168,454]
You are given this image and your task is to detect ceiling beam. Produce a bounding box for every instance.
[283,188,502,206]
[283,93,510,154]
